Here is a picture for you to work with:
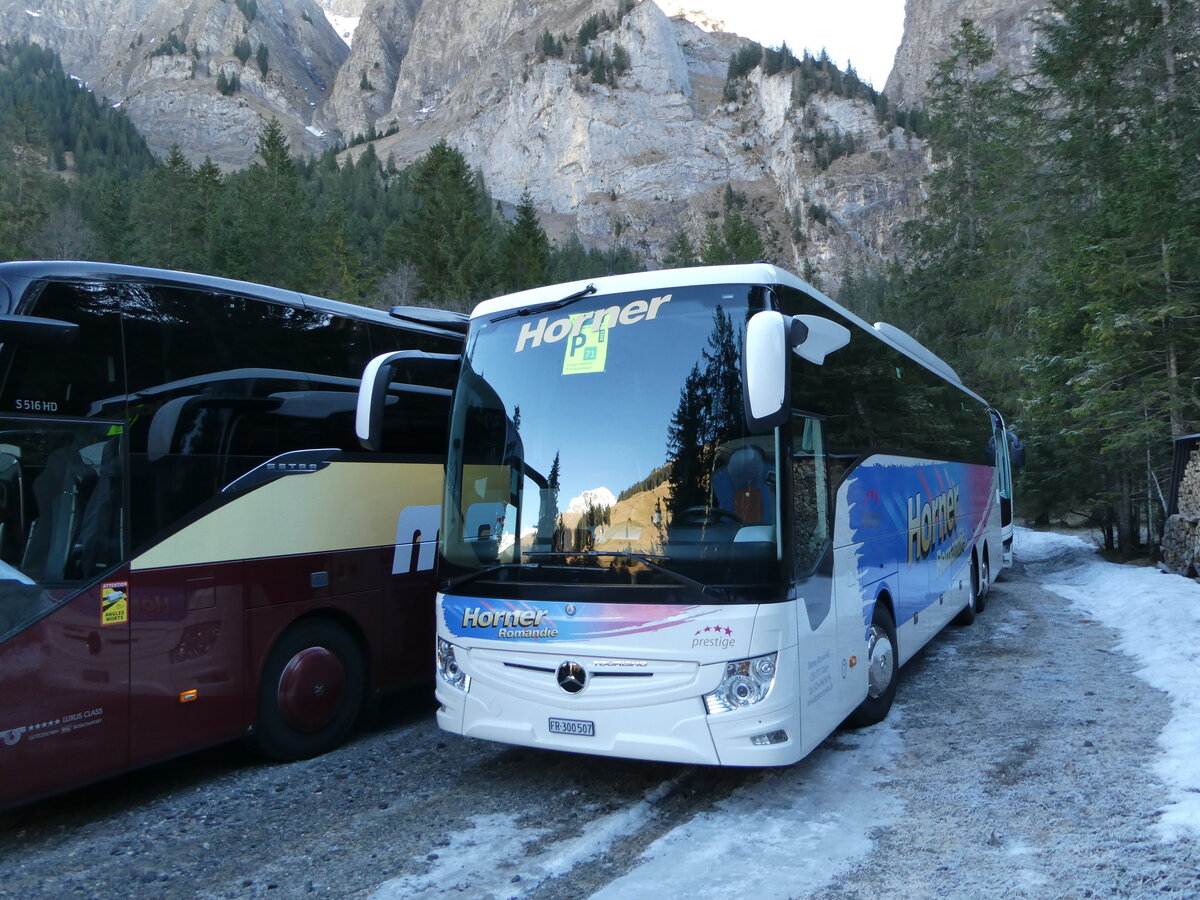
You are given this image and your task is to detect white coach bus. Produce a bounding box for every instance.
[360,264,1017,766]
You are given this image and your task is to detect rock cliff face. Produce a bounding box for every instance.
[332,0,927,281]
[884,0,1043,109]
[1,0,349,166]
[3,0,1038,282]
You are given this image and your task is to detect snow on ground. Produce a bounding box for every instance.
[322,11,360,48]
[1015,527,1200,841]
[372,721,902,900]
[372,778,687,899]
[590,722,903,900]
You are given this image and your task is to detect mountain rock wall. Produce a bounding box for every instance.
[885,0,1043,109]
[1,0,349,166]
[3,0,1043,283]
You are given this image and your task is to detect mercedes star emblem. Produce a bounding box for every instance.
[556,660,587,693]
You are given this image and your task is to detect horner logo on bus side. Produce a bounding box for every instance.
[907,485,962,567]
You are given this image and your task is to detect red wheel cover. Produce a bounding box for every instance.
[277,646,346,733]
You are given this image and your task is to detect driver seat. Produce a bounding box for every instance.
[724,445,771,525]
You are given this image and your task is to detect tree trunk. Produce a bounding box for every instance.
[1115,470,1137,559]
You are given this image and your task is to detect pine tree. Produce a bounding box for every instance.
[500,189,550,292]
[216,119,311,289]
[382,139,498,308]
[894,20,1032,394]
[1018,0,1200,550]
[698,191,764,265]
[662,229,698,269]
[128,144,206,270]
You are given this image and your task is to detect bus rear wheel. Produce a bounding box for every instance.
[844,602,897,729]
[976,552,990,612]
[253,619,366,761]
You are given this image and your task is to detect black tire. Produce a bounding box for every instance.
[975,552,990,613]
[844,601,898,728]
[953,556,979,626]
[253,619,366,762]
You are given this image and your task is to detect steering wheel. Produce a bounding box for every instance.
[678,506,743,526]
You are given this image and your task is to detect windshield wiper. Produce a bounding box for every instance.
[444,562,541,593]
[524,551,728,601]
[489,283,597,324]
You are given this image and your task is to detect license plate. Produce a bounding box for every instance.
[548,717,595,737]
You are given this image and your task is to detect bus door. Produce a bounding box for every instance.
[0,418,132,808]
[791,414,847,746]
[989,409,1015,567]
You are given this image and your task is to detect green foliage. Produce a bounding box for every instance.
[256,43,269,77]
[662,229,698,269]
[590,50,609,84]
[578,13,606,48]
[235,0,257,22]
[149,31,188,58]
[723,43,763,99]
[698,188,764,265]
[892,7,1200,555]
[538,29,565,59]
[726,43,763,82]
[234,36,252,64]
[382,139,500,308]
[763,42,799,77]
[0,41,155,182]
[803,126,858,170]
[611,45,630,77]
[499,189,551,292]
[216,69,239,95]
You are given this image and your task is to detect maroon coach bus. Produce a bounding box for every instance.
[0,262,464,810]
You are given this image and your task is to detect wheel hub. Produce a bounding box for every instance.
[866,625,894,699]
[277,646,346,733]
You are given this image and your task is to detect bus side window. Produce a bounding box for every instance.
[792,414,830,577]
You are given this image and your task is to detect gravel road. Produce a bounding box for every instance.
[2,540,1197,899]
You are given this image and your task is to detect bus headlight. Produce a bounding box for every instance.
[703,653,778,714]
[437,638,471,693]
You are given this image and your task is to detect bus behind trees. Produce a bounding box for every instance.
[0,262,463,809]
[361,264,1017,766]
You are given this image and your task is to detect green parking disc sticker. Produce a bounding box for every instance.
[562,314,608,375]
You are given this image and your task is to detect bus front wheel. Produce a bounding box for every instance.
[253,619,366,761]
[844,602,897,729]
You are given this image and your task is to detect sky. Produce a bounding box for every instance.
[325,3,908,89]
[661,0,908,89]
[373,528,1200,898]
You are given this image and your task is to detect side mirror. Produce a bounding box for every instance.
[744,310,852,432]
[356,350,459,451]
[792,314,851,366]
[744,311,790,431]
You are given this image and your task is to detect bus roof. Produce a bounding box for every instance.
[0,260,465,341]
[470,264,984,404]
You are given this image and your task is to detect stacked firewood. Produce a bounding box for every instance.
[1162,446,1200,574]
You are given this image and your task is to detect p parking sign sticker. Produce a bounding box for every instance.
[562,314,608,375]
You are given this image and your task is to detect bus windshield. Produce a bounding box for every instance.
[443,283,782,596]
